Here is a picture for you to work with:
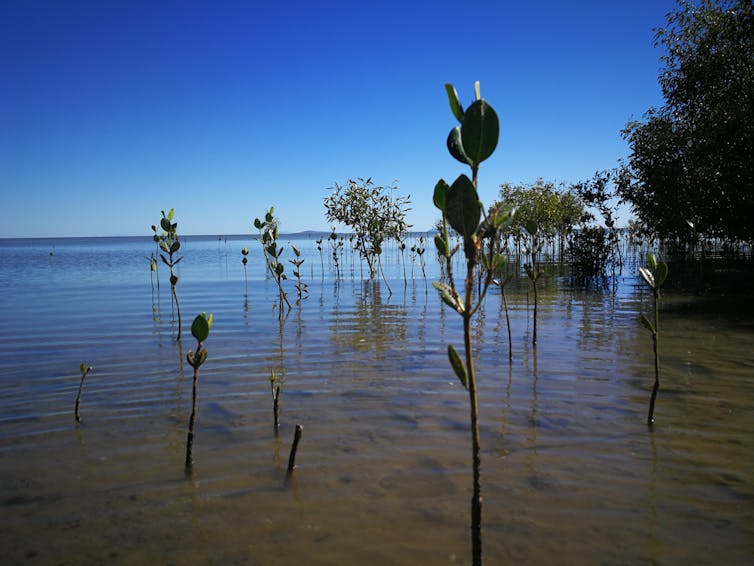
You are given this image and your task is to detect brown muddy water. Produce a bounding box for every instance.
[0,236,752,564]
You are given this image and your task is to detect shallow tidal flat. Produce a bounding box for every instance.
[0,236,752,564]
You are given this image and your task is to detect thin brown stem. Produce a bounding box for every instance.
[287,424,303,472]
[185,365,199,470]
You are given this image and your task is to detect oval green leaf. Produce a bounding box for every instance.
[446,175,481,238]
[654,262,668,288]
[447,344,468,390]
[460,99,499,166]
[191,314,210,342]
[447,126,471,165]
[433,179,449,211]
[444,83,464,122]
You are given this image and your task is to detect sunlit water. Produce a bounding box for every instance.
[0,235,752,564]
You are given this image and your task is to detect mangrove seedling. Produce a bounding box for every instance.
[241,247,250,297]
[74,363,93,423]
[145,253,158,295]
[315,238,324,278]
[328,227,342,281]
[289,245,309,303]
[523,220,543,346]
[156,209,183,340]
[639,252,668,426]
[149,225,161,294]
[491,249,514,361]
[432,81,513,566]
[185,312,213,471]
[254,208,292,316]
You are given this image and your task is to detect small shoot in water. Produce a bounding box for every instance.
[523,220,543,346]
[185,312,213,472]
[639,252,668,426]
[269,369,284,430]
[289,245,309,303]
[74,363,93,423]
[241,247,250,297]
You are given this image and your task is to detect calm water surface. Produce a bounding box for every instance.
[0,236,752,564]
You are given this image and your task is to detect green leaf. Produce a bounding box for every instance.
[433,179,449,211]
[191,313,211,342]
[447,126,471,165]
[524,220,538,236]
[654,262,668,288]
[444,83,464,122]
[639,314,655,333]
[492,253,507,273]
[446,175,481,238]
[647,252,657,270]
[170,240,181,253]
[160,217,172,232]
[253,218,263,230]
[167,208,175,221]
[432,281,464,314]
[493,204,516,230]
[460,99,499,166]
[639,266,654,288]
[447,344,468,390]
[434,234,448,256]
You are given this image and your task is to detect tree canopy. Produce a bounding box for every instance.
[619,0,753,243]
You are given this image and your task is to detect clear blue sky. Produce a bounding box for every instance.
[1,0,679,238]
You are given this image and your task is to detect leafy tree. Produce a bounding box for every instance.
[619,0,753,244]
[323,178,411,293]
[497,180,584,258]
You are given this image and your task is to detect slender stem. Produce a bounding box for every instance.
[172,281,182,341]
[273,386,281,429]
[74,373,87,423]
[532,276,538,347]
[287,424,303,472]
[648,288,660,425]
[463,258,482,566]
[185,365,199,469]
[502,285,512,361]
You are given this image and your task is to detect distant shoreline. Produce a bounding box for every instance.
[0,229,439,242]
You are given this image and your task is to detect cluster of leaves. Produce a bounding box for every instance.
[288,246,308,302]
[619,0,753,244]
[254,208,291,313]
[152,208,183,340]
[324,178,411,281]
[496,180,584,253]
[568,226,612,281]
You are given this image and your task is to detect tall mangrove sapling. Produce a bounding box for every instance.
[432,81,513,566]
[156,209,183,340]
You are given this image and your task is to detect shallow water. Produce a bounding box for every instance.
[0,236,752,564]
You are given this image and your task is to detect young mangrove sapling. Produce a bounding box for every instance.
[156,209,183,340]
[432,81,514,566]
[185,312,213,471]
[639,252,668,426]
